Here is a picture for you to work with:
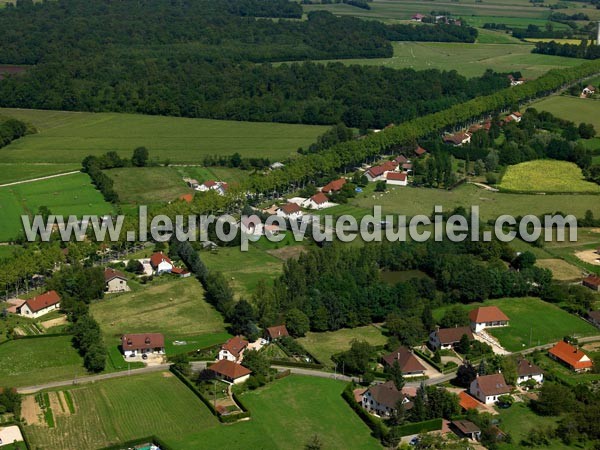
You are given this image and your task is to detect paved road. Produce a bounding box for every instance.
[17,363,170,394]
[0,170,80,188]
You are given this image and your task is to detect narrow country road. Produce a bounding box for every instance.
[0,170,80,188]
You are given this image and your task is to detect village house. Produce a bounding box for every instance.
[104,268,129,293]
[196,180,228,195]
[209,359,252,384]
[265,324,289,341]
[582,274,600,292]
[509,112,522,123]
[150,252,173,275]
[385,172,407,186]
[361,380,412,417]
[414,145,427,157]
[508,74,525,86]
[321,178,346,194]
[171,267,191,278]
[183,177,199,189]
[516,359,544,385]
[218,336,249,362]
[469,373,512,404]
[443,132,471,146]
[451,420,481,441]
[469,306,509,332]
[17,290,61,319]
[240,216,265,237]
[401,163,413,173]
[304,192,330,210]
[382,346,426,376]
[428,326,473,351]
[411,13,425,22]
[588,310,600,327]
[276,202,303,221]
[121,333,165,357]
[582,85,595,98]
[394,155,409,165]
[365,161,398,182]
[548,340,593,372]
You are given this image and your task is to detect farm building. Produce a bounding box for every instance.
[218,336,249,362]
[277,202,303,220]
[208,359,251,384]
[196,180,228,195]
[17,290,61,319]
[582,274,600,292]
[469,306,509,332]
[548,340,593,372]
[265,325,289,341]
[469,373,511,404]
[150,252,173,275]
[382,346,426,376]
[304,192,331,210]
[365,161,398,182]
[428,326,473,351]
[121,333,165,357]
[451,420,481,441]
[411,13,425,22]
[361,381,412,418]
[443,132,471,146]
[386,172,407,186]
[321,178,346,194]
[516,359,544,385]
[104,268,129,293]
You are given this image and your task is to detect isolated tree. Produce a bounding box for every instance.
[132,146,149,167]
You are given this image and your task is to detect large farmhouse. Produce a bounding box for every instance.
[276,203,303,221]
[469,306,509,332]
[548,340,593,372]
[17,290,61,319]
[121,333,165,357]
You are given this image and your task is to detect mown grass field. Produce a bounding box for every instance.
[297,325,388,367]
[0,108,328,165]
[433,297,597,352]
[529,96,600,130]
[91,277,229,355]
[0,172,113,241]
[535,258,583,281]
[0,164,79,185]
[0,336,88,387]
[499,160,600,193]
[23,372,220,450]
[291,41,584,79]
[106,167,190,205]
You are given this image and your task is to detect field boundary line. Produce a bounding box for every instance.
[0,170,81,188]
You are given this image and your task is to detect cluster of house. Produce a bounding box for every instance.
[581,85,596,98]
[508,74,526,87]
[148,252,190,278]
[183,178,228,196]
[411,13,462,26]
[443,111,522,146]
[363,146,426,186]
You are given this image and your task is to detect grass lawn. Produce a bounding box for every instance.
[297,325,388,367]
[0,108,328,164]
[22,371,220,450]
[91,277,229,355]
[182,375,381,450]
[535,258,583,281]
[0,172,114,242]
[0,336,88,387]
[529,96,600,130]
[0,163,79,185]
[499,160,600,194]
[434,297,597,352]
[106,166,190,205]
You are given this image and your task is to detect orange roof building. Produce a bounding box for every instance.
[321,178,346,194]
[548,341,593,372]
[209,359,252,384]
[17,291,61,318]
[469,306,509,332]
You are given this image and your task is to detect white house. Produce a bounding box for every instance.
[276,202,303,221]
[17,290,61,319]
[104,268,129,293]
[385,172,407,186]
[365,161,398,182]
[303,192,331,210]
[469,306,509,333]
[361,381,411,417]
[582,85,595,97]
[469,374,511,404]
[196,180,228,196]
[428,326,473,351]
[209,359,252,385]
[121,333,165,357]
[218,336,249,362]
[150,252,173,275]
[516,359,544,385]
[509,112,522,123]
[443,132,471,146]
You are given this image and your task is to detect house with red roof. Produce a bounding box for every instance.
[218,336,249,362]
[121,333,165,357]
[469,306,509,333]
[382,346,427,376]
[196,180,228,196]
[321,178,346,194]
[209,359,252,384]
[386,171,407,186]
[17,290,61,319]
[104,268,129,293]
[171,267,191,278]
[412,13,425,22]
[150,252,173,275]
[276,202,303,221]
[509,112,522,123]
[443,132,471,146]
[304,192,331,210]
[365,161,398,182]
[265,325,289,341]
[394,155,409,165]
[548,340,593,372]
[428,326,473,350]
[583,274,600,292]
[414,145,427,157]
[469,373,512,404]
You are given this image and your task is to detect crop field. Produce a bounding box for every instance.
[499,160,600,193]
[529,96,600,130]
[297,325,388,367]
[0,172,113,242]
[296,41,584,79]
[535,258,583,281]
[91,277,229,355]
[0,336,87,387]
[22,372,220,450]
[433,297,597,352]
[106,167,190,205]
[0,108,328,164]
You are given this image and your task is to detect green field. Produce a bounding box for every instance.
[434,297,597,352]
[499,160,600,193]
[529,96,600,130]
[106,167,190,205]
[0,172,113,241]
[91,277,230,355]
[285,41,584,79]
[0,164,79,185]
[0,336,88,387]
[0,108,328,165]
[297,325,388,367]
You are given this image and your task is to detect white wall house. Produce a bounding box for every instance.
[516,359,544,385]
[17,291,61,319]
[385,172,407,186]
[218,336,249,362]
[150,252,173,275]
[104,268,130,293]
[276,203,303,221]
[469,306,509,333]
[121,333,165,357]
[469,374,511,404]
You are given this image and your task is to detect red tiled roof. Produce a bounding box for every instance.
[394,155,408,164]
[121,333,165,351]
[266,325,289,339]
[386,172,407,181]
[322,178,346,193]
[459,391,481,411]
[25,291,61,313]
[512,111,522,117]
[171,267,190,275]
[583,275,600,287]
[310,192,329,205]
[367,161,397,178]
[209,359,252,379]
[436,326,473,345]
[150,252,172,268]
[366,380,405,409]
[203,180,217,188]
[221,336,248,358]
[443,132,470,145]
[469,306,509,324]
[382,346,426,373]
[548,341,593,370]
[414,146,427,156]
[474,373,511,396]
[179,193,193,203]
[280,203,301,215]
[104,268,127,282]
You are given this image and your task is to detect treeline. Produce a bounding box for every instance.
[299,123,354,154]
[202,153,271,170]
[0,116,28,148]
[243,60,600,195]
[533,40,600,59]
[384,23,477,43]
[302,0,372,10]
